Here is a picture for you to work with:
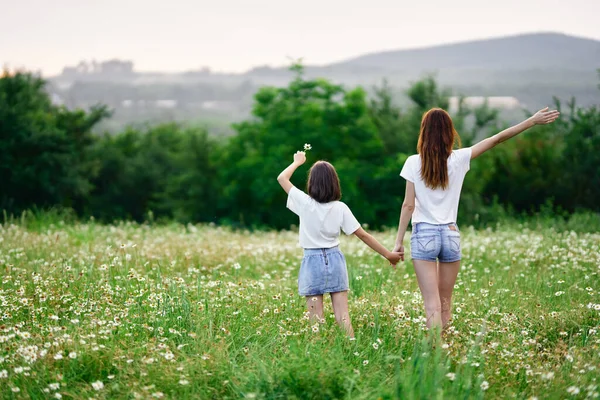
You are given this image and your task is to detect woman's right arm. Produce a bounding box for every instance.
[470,107,560,160]
[393,181,415,260]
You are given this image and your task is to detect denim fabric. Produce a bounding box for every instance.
[298,246,349,296]
[410,222,462,263]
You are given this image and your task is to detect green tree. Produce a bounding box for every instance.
[0,70,108,215]
[86,124,218,222]
[219,64,383,228]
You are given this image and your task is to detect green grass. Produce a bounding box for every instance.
[0,221,598,399]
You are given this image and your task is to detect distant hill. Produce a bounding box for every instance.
[48,32,600,133]
[327,32,600,72]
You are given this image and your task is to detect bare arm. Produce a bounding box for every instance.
[277,151,306,193]
[470,107,560,160]
[393,181,415,260]
[353,227,402,266]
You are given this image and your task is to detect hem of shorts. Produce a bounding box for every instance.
[411,256,462,263]
[299,288,349,296]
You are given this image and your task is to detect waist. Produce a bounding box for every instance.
[303,245,341,255]
[413,222,459,234]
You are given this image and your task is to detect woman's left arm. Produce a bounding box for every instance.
[277,151,306,193]
[393,181,415,260]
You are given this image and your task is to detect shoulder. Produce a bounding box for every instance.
[288,186,313,203]
[336,200,349,210]
[336,201,355,214]
[401,154,420,169]
[454,148,472,159]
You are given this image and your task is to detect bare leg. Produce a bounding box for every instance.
[305,295,324,323]
[413,259,442,330]
[438,260,460,328]
[330,291,355,338]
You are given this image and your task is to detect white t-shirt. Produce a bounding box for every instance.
[400,148,472,225]
[286,186,361,249]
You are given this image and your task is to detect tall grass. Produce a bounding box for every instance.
[0,220,598,399]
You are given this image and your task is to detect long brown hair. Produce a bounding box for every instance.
[417,108,461,190]
[307,161,342,203]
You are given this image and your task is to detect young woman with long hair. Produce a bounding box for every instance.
[394,107,560,331]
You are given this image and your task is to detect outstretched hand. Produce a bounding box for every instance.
[293,151,306,165]
[531,107,560,125]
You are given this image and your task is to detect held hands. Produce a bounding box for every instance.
[531,107,560,125]
[393,244,405,262]
[293,151,306,166]
[386,247,404,267]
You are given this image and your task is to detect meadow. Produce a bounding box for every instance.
[0,220,598,399]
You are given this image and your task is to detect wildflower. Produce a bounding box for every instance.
[54,394,62,399]
[164,352,175,361]
[49,383,60,390]
[481,381,489,390]
[152,392,164,398]
[555,291,564,296]
[54,353,63,360]
[372,343,379,350]
[312,325,319,333]
[201,354,210,360]
[446,372,456,381]
[0,370,7,378]
[567,386,580,395]
[179,379,189,385]
[541,372,554,380]
[11,387,20,393]
[69,352,77,359]
[363,360,369,366]
[92,381,104,391]
[303,143,312,151]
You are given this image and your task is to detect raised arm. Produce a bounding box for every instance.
[393,181,415,260]
[277,151,306,193]
[470,107,560,160]
[353,227,402,266]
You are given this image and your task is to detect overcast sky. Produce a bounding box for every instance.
[2,0,599,75]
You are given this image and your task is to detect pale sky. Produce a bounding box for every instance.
[2,0,599,75]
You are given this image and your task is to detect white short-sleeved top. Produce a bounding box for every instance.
[286,187,361,249]
[400,148,472,225]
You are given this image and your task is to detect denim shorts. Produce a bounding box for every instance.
[410,222,462,263]
[298,246,349,296]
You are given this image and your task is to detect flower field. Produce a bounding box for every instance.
[0,221,598,399]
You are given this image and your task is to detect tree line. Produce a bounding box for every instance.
[1,66,598,229]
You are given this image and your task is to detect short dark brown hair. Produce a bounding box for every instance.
[306,161,341,203]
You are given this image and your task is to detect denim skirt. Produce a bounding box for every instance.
[298,246,349,296]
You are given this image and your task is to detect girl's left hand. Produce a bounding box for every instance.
[293,151,306,165]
